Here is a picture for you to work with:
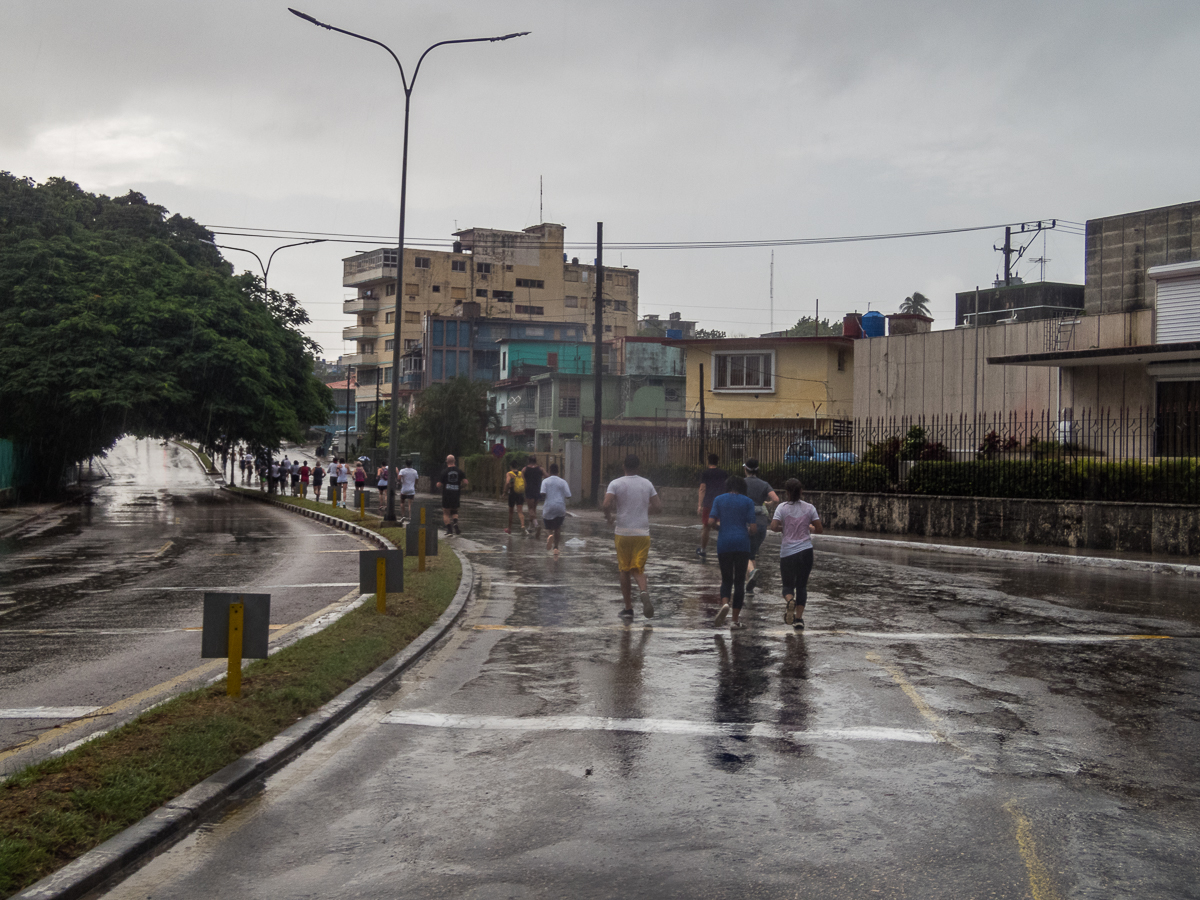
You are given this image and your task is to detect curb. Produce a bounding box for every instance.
[171,440,224,482]
[816,533,1200,579]
[14,498,471,900]
[222,486,398,550]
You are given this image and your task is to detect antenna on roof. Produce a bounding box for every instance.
[539,176,543,223]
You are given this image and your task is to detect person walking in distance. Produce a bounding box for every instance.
[709,475,758,629]
[769,478,822,630]
[696,454,729,560]
[436,454,469,535]
[503,461,526,535]
[398,459,419,523]
[539,463,571,557]
[521,455,546,536]
[603,454,662,620]
[741,458,780,594]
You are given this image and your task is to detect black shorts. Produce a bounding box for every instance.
[508,491,525,507]
[442,493,461,510]
[544,516,565,532]
[401,492,415,501]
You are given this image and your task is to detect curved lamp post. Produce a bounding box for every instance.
[289,8,529,523]
[210,239,326,289]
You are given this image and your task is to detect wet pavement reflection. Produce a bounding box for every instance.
[104,495,1200,899]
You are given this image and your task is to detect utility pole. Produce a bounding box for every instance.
[815,298,820,337]
[1002,227,1013,285]
[769,250,774,333]
[343,366,354,460]
[698,363,706,464]
[589,222,604,504]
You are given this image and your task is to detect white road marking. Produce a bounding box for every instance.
[381,711,937,743]
[0,707,102,719]
[125,583,360,591]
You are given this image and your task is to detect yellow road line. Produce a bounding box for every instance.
[865,650,970,755]
[1005,800,1062,900]
[0,588,362,766]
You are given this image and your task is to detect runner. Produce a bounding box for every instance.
[521,455,546,536]
[268,459,280,495]
[238,451,248,483]
[398,459,419,523]
[336,458,351,508]
[290,459,302,497]
[696,454,729,560]
[769,478,823,630]
[436,454,469,535]
[708,475,758,630]
[603,454,662,620]
[353,460,368,509]
[376,462,390,515]
[311,461,325,502]
[502,461,526,534]
[243,450,255,483]
[741,457,780,593]
[299,460,312,499]
[539,463,571,557]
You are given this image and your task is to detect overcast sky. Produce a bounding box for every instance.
[4,1,1199,357]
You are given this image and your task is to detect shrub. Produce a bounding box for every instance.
[758,462,889,494]
[903,459,1200,503]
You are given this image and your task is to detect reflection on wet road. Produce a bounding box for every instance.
[107,498,1200,899]
[0,437,367,769]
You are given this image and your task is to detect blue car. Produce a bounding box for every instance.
[784,439,858,464]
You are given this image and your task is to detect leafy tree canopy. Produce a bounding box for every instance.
[900,291,931,316]
[406,377,494,473]
[0,173,333,495]
[782,316,843,337]
[693,327,726,339]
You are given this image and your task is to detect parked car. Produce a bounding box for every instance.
[784,439,858,464]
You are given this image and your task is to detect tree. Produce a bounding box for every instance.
[361,403,409,450]
[900,291,931,316]
[693,327,726,339]
[406,377,494,473]
[782,316,842,337]
[0,173,333,495]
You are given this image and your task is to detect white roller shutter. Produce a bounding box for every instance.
[1150,261,1200,344]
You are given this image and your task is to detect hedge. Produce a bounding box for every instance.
[600,461,889,494]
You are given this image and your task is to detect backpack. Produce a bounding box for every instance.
[512,469,525,493]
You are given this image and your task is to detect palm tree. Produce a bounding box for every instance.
[900,291,931,316]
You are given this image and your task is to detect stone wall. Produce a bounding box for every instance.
[654,486,1199,556]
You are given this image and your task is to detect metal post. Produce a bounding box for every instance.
[589,222,604,504]
[227,600,244,699]
[376,557,386,613]
[418,507,427,572]
[698,362,706,464]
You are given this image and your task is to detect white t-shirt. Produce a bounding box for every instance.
[772,500,820,557]
[540,475,572,519]
[605,475,658,536]
[399,467,419,494]
[337,464,350,484]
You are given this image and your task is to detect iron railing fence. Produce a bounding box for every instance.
[589,407,1200,504]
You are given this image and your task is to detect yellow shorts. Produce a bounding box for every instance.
[614,535,651,572]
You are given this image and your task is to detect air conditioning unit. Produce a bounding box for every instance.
[665,388,680,402]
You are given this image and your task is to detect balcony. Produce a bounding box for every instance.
[343,249,397,287]
[342,324,381,342]
[500,410,537,431]
[341,352,382,367]
[343,296,381,314]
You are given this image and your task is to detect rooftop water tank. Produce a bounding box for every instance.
[861,310,886,338]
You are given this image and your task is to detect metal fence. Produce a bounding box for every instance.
[588,408,1200,504]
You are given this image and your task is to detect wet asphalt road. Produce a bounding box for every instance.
[0,437,369,770]
[103,496,1200,900]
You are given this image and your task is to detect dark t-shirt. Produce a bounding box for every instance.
[438,466,464,497]
[744,475,772,511]
[522,465,544,499]
[700,467,729,509]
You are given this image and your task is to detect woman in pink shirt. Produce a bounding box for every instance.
[769,478,823,631]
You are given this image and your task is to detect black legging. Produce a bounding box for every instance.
[718,550,751,609]
[780,548,814,606]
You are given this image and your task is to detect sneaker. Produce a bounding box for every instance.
[793,618,805,631]
[695,547,706,560]
[746,568,758,592]
[784,598,795,625]
[618,608,635,620]
[640,590,654,619]
[453,522,461,535]
[713,603,730,627]
[504,527,511,534]
[730,620,744,630]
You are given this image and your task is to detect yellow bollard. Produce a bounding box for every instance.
[227,600,244,699]
[376,557,386,613]
[418,507,427,573]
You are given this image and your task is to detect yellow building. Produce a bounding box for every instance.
[674,336,855,432]
[341,222,640,419]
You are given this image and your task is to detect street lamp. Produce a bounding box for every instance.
[207,239,326,289]
[289,9,529,523]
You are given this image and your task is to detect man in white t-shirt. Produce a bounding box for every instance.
[398,459,419,523]
[603,454,663,620]
[337,459,351,507]
[539,463,572,558]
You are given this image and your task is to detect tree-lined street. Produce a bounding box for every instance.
[99,499,1200,899]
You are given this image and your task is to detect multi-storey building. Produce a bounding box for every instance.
[341,222,641,431]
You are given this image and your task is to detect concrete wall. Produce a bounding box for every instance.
[1085,200,1200,316]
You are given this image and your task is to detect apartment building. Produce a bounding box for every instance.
[341,222,640,427]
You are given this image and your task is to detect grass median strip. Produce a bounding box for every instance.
[0,546,460,895]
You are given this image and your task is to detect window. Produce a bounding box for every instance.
[404,339,419,350]
[445,320,458,347]
[386,283,397,296]
[476,289,488,298]
[581,271,589,283]
[605,273,613,282]
[361,315,374,325]
[385,339,394,351]
[565,295,579,308]
[524,327,544,336]
[432,320,443,346]
[414,256,431,269]
[432,285,441,293]
[615,274,628,287]
[713,351,774,392]
[460,323,471,345]
[445,349,457,378]
[505,264,513,271]
[565,270,580,282]
[547,352,558,370]
[515,278,544,289]
[385,312,394,324]
[837,350,846,372]
[558,380,580,417]
[361,341,375,354]
[405,283,419,295]
[538,385,552,418]
[383,367,393,384]
[451,259,466,272]
[404,310,420,324]
[476,262,491,274]
[502,351,507,370]
[494,290,514,303]
[451,286,466,300]
[604,325,612,332]
[460,350,470,376]
[516,305,544,316]
[614,300,629,312]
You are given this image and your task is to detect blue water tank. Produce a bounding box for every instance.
[861,310,886,337]
[665,329,683,340]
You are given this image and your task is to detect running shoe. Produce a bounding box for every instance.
[695,547,706,560]
[713,603,730,627]
[746,567,758,592]
[793,618,805,631]
[784,598,795,625]
[504,527,511,534]
[618,608,635,620]
[730,620,744,630]
[640,590,654,619]
[453,521,461,535]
